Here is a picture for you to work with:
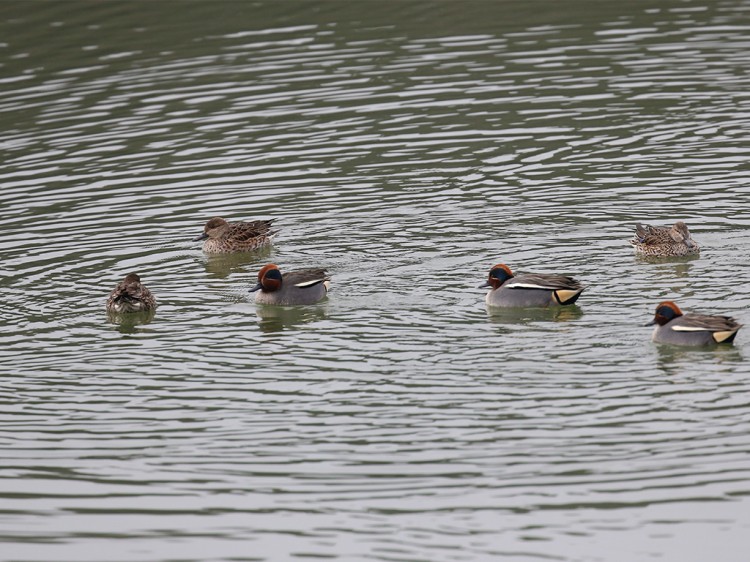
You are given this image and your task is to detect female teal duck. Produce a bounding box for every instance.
[481,263,584,308]
[646,301,741,346]
[106,273,157,313]
[630,221,699,257]
[193,216,277,254]
[250,264,330,305]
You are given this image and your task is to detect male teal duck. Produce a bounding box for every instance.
[646,301,741,346]
[481,263,584,308]
[250,264,330,305]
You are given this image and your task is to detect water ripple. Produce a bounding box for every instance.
[2,1,750,561]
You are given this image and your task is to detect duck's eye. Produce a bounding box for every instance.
[264,269,282,281]
[490,268,511,282]
[657,306,677,321]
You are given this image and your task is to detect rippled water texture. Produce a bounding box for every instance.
[2,1,750,560]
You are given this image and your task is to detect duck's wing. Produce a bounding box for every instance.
[632,223,670,245]
[224,219,276,241]
[674,313,741,332]
[285,268,330,288]
[506,273,582,291]
[634,223,649,240]
[108,280,153,307]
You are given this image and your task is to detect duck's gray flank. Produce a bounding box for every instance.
[250,264,330,305]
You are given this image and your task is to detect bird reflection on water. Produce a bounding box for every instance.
[255,304,330,333]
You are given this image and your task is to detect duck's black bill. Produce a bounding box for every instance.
[249,283,263,293]
[644,320,656,326]
[192,233,208,242]
[478,281,492,289]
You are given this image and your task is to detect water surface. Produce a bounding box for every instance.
[1,1,750,561]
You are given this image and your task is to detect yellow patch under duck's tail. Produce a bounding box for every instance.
[554,288,584,305]
[712,329,740,344]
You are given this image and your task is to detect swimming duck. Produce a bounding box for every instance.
[646,301,741,346]
[481,263,584,307]
[250,264,330,305]
[106,273,157,313]
[630,221,699,257]
[193,216,277,254]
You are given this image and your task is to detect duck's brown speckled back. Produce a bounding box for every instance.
[630,221,700,257]
[106,273,157,313]
[194,217,277,254]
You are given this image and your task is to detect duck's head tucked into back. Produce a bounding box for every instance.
[630,221,700,257]
[193,217,228,242]
[669,222,697,248]
[646,301,683,326]
[106,272,157,314]
[250,263,283,293]
[481,263,514,289]
[193,216,277,254]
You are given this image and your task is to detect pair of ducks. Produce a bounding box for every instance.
[106,217,742,347]
[628,221,740,345]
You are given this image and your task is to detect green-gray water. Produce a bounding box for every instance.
[1,1,749,560]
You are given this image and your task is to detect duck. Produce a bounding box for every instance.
[630,221,699,257]
[106,273,157,313]
[250,264,330,305]
[481,263,584,307]
[193,216,277,254]
[646,301,741,346]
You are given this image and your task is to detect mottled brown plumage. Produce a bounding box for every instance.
[630,221,699,257]
[193,217,277,254]
[106,273,157,313]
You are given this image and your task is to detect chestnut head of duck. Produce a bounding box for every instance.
[480,264,514,289]
[646,301,683,326]
[250,263,283,293]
